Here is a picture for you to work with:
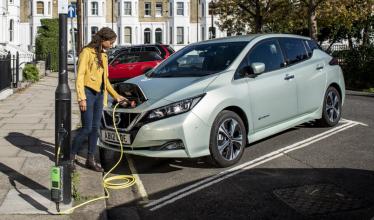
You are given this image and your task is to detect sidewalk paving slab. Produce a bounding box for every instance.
[0,73,107,220]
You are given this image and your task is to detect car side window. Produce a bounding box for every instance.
[131,47,142,52]
[247,39,285,73]
[279,38,309,65]
[113,53,127,64]
[304,40,313,57]
[126,53,140,63]
[144,46,159,53]
[138,52,163,62]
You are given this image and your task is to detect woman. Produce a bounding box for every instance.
[71,27,128,172]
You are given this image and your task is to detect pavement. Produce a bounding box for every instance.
[0,73,107,220]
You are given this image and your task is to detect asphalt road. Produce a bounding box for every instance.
[101,94,374,220]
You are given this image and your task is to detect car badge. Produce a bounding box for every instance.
[114,113,121,126]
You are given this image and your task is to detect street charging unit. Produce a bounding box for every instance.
[51,0,72,212]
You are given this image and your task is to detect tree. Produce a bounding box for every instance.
[299,0,326,40]
[35,19,59,71]
[317,0,373,49]
[214,0,290,34]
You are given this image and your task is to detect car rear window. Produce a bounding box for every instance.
[166,45,175,54]
[279,38,309,65]
[138,52,163,62]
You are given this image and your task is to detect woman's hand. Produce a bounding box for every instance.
[79,100,87,112]
[116,96,129,105]
[116,96,137,108]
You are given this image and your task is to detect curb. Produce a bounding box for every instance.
[346,90,374,97]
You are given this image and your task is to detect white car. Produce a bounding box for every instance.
[99,34,345,167]
[67,53,77,65]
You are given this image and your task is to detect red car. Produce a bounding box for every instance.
[108,51,163,83]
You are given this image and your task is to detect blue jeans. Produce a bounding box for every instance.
[72,87,103,156]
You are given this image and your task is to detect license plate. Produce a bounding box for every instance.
[102,130,131,145]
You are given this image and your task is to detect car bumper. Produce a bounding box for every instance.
[98,111,211,158]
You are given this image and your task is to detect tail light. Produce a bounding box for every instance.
[329,58,339,66]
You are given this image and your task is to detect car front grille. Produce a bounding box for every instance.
[102,110,141,131]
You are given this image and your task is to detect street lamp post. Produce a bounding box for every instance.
[55,0,72,205]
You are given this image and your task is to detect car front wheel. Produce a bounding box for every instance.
[209,110,246,167]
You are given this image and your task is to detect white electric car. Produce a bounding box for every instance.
[99,34,345,167]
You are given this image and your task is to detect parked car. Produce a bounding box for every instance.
[67,53,77,65]
[108,44,175,63]
[108,51,164,83]
[99,34,345,167]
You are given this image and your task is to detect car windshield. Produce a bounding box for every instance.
[147,42,248,78]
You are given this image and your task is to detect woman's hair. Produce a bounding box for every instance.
[85,27,117,68]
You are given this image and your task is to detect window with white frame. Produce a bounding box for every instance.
[48,2,51,15]
[155,28,162,43]
[176,2,184,15]
[177,27,184,44]
[144,28,151,44]
[201,3,205,17]
[124,27,132,44]
[36,1,44,15]
[9,0,13,4]
[144,2,151,16]
[124,2,131,15]
[91,2,98,16]
[9,19,14,42]
[156,3,162,16]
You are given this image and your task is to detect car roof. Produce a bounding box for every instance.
[194,34,312,45]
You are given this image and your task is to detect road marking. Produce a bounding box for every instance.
[125,154,149,202]
[146,121,363,211]
[341,118,368,127]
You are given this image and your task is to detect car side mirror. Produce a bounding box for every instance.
[239,62,265,78]
[250,62,265,74]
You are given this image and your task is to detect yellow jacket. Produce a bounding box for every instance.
[76,47,120,106]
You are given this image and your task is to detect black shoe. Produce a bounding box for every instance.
[85,155,104,172]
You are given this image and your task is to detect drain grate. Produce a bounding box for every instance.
[273,183,368,215]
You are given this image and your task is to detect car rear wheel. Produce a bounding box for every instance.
[318,86,342,127]
[209,111,246,167]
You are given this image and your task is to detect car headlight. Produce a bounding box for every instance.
[145,94,205,122]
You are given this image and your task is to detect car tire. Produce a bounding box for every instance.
[317,86,342,127]
[209,110,246,167]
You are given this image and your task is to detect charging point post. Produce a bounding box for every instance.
[53,0,72,206]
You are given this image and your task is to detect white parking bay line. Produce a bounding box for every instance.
[341,118,368,127]
[125,154,149,202]
[146,120,363,211]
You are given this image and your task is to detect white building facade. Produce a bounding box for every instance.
[1,0,227,54]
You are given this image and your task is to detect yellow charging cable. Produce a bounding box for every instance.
[58,102,136,214]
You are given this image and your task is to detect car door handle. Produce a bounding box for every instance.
[284,74,294,80]
[316,64,324,70]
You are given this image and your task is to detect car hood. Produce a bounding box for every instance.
[123,74,218,108]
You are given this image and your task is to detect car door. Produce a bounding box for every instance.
[243,39,298,131]
[279,38,326,115]
[109,53,133,79]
